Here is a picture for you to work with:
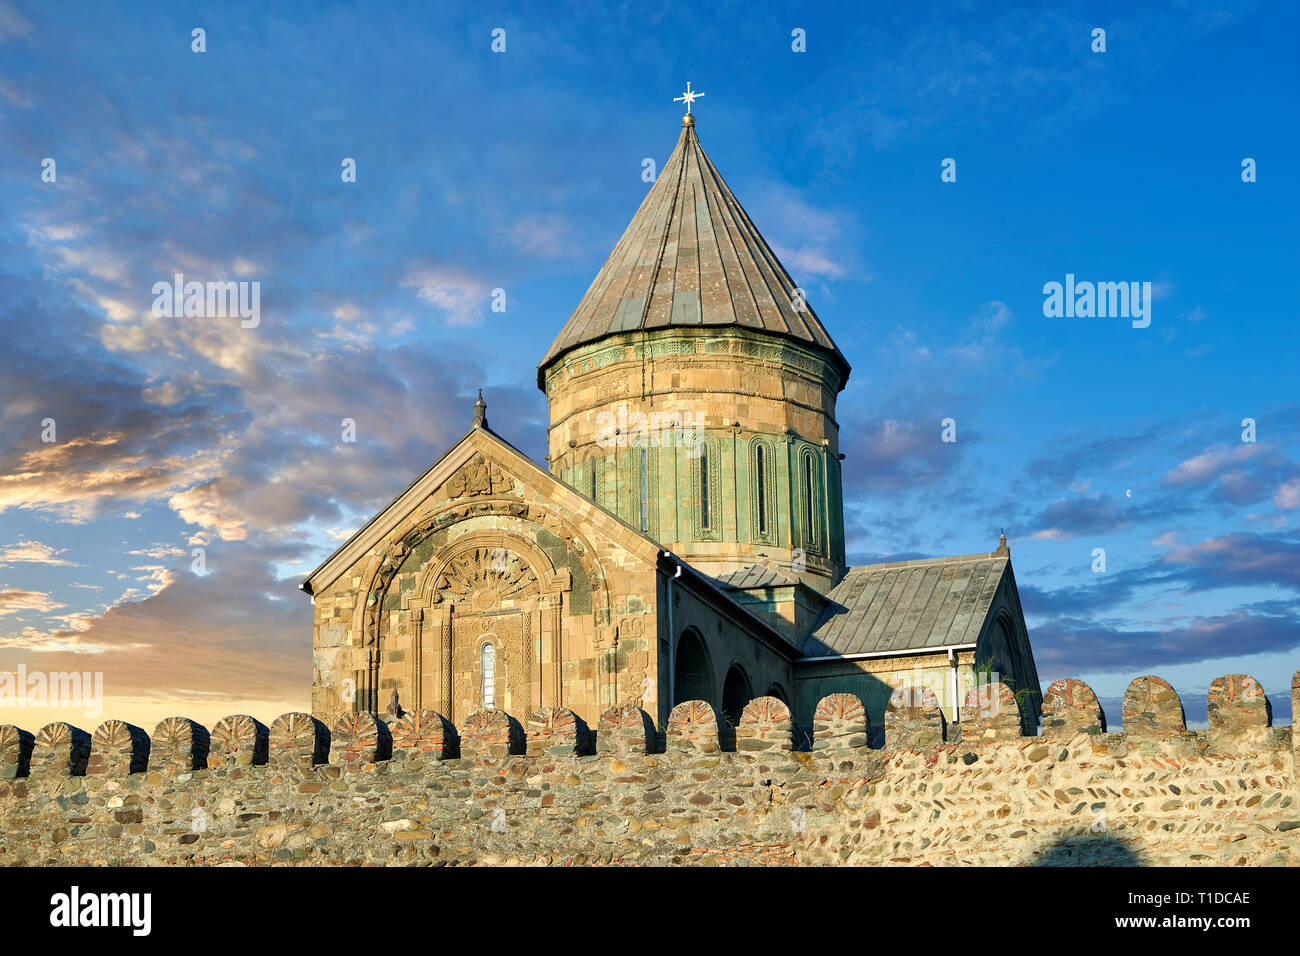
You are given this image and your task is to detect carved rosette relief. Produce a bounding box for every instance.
[364,499,605,650]
[432,547,539,612]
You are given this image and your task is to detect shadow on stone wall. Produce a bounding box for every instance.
[1026,834,1145,867]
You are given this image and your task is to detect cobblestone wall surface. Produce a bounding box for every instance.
[1,675,1296,866]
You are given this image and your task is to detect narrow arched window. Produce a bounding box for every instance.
[756,445,767,534]
[699,446,711,530]
[640,448,648,532]
[802,451,818,549]
[587,456,600,503]
[480,642,496,709]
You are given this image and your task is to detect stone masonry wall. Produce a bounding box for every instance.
[1,670,1297,867]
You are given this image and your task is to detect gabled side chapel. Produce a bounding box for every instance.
[301,110,1042,744]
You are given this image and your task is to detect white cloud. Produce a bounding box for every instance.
[0,76,31,107]
[0,540,79,567]
[0,588,64,616]
[400,264,488,327]
[1273,478,1300,510]
[168,481,249,542]
[505,214,577,258]
[1164,443,1262,486]
[979,300,1013,333]
[772,244,847,281]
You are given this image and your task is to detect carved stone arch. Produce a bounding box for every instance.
[357,497,612,651]
[409,529,563,615]
[393,529,567,723]
[494,501,622,708]
[351,495,621,719]
[519,501,611,618]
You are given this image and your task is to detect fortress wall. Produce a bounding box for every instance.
[0,672,1296,867]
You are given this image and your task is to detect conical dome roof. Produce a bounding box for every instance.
[538,116,850,387]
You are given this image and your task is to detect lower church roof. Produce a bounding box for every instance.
[801,552,1010,658]
[715,564,800,590]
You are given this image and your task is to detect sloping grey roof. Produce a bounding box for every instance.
[801,553,1008,658]
[537,117,850,385]
[716,564,799,590]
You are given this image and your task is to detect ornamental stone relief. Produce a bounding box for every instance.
[433,547,539,611]
[443,454,510,499]
[363,499,604,649]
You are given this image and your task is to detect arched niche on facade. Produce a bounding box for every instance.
[353,500,615,720]
[390,531,569,724]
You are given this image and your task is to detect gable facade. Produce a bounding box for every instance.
[303,428,664,730]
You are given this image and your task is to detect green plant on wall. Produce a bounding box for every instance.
[969,655,1036,712]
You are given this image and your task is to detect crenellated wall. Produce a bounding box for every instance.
[1,670,1297,867]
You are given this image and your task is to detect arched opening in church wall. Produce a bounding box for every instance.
[674,627,713,708]
[359,513,614,725]
[665,579,796,729]
[766,682,789,705]
[722,664,754,726]
[973,610,1038,735]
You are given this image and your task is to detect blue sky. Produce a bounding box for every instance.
[0,0,1297,729]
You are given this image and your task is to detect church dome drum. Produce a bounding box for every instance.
[539,114,851,591]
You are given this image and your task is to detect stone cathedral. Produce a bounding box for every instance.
[301,109,1042,744]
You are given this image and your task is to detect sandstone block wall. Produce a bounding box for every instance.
[1,673,1296,867]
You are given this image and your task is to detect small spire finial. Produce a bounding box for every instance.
[472,389,488,429]
[674,80,704,123]
[997,529,1009,554]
